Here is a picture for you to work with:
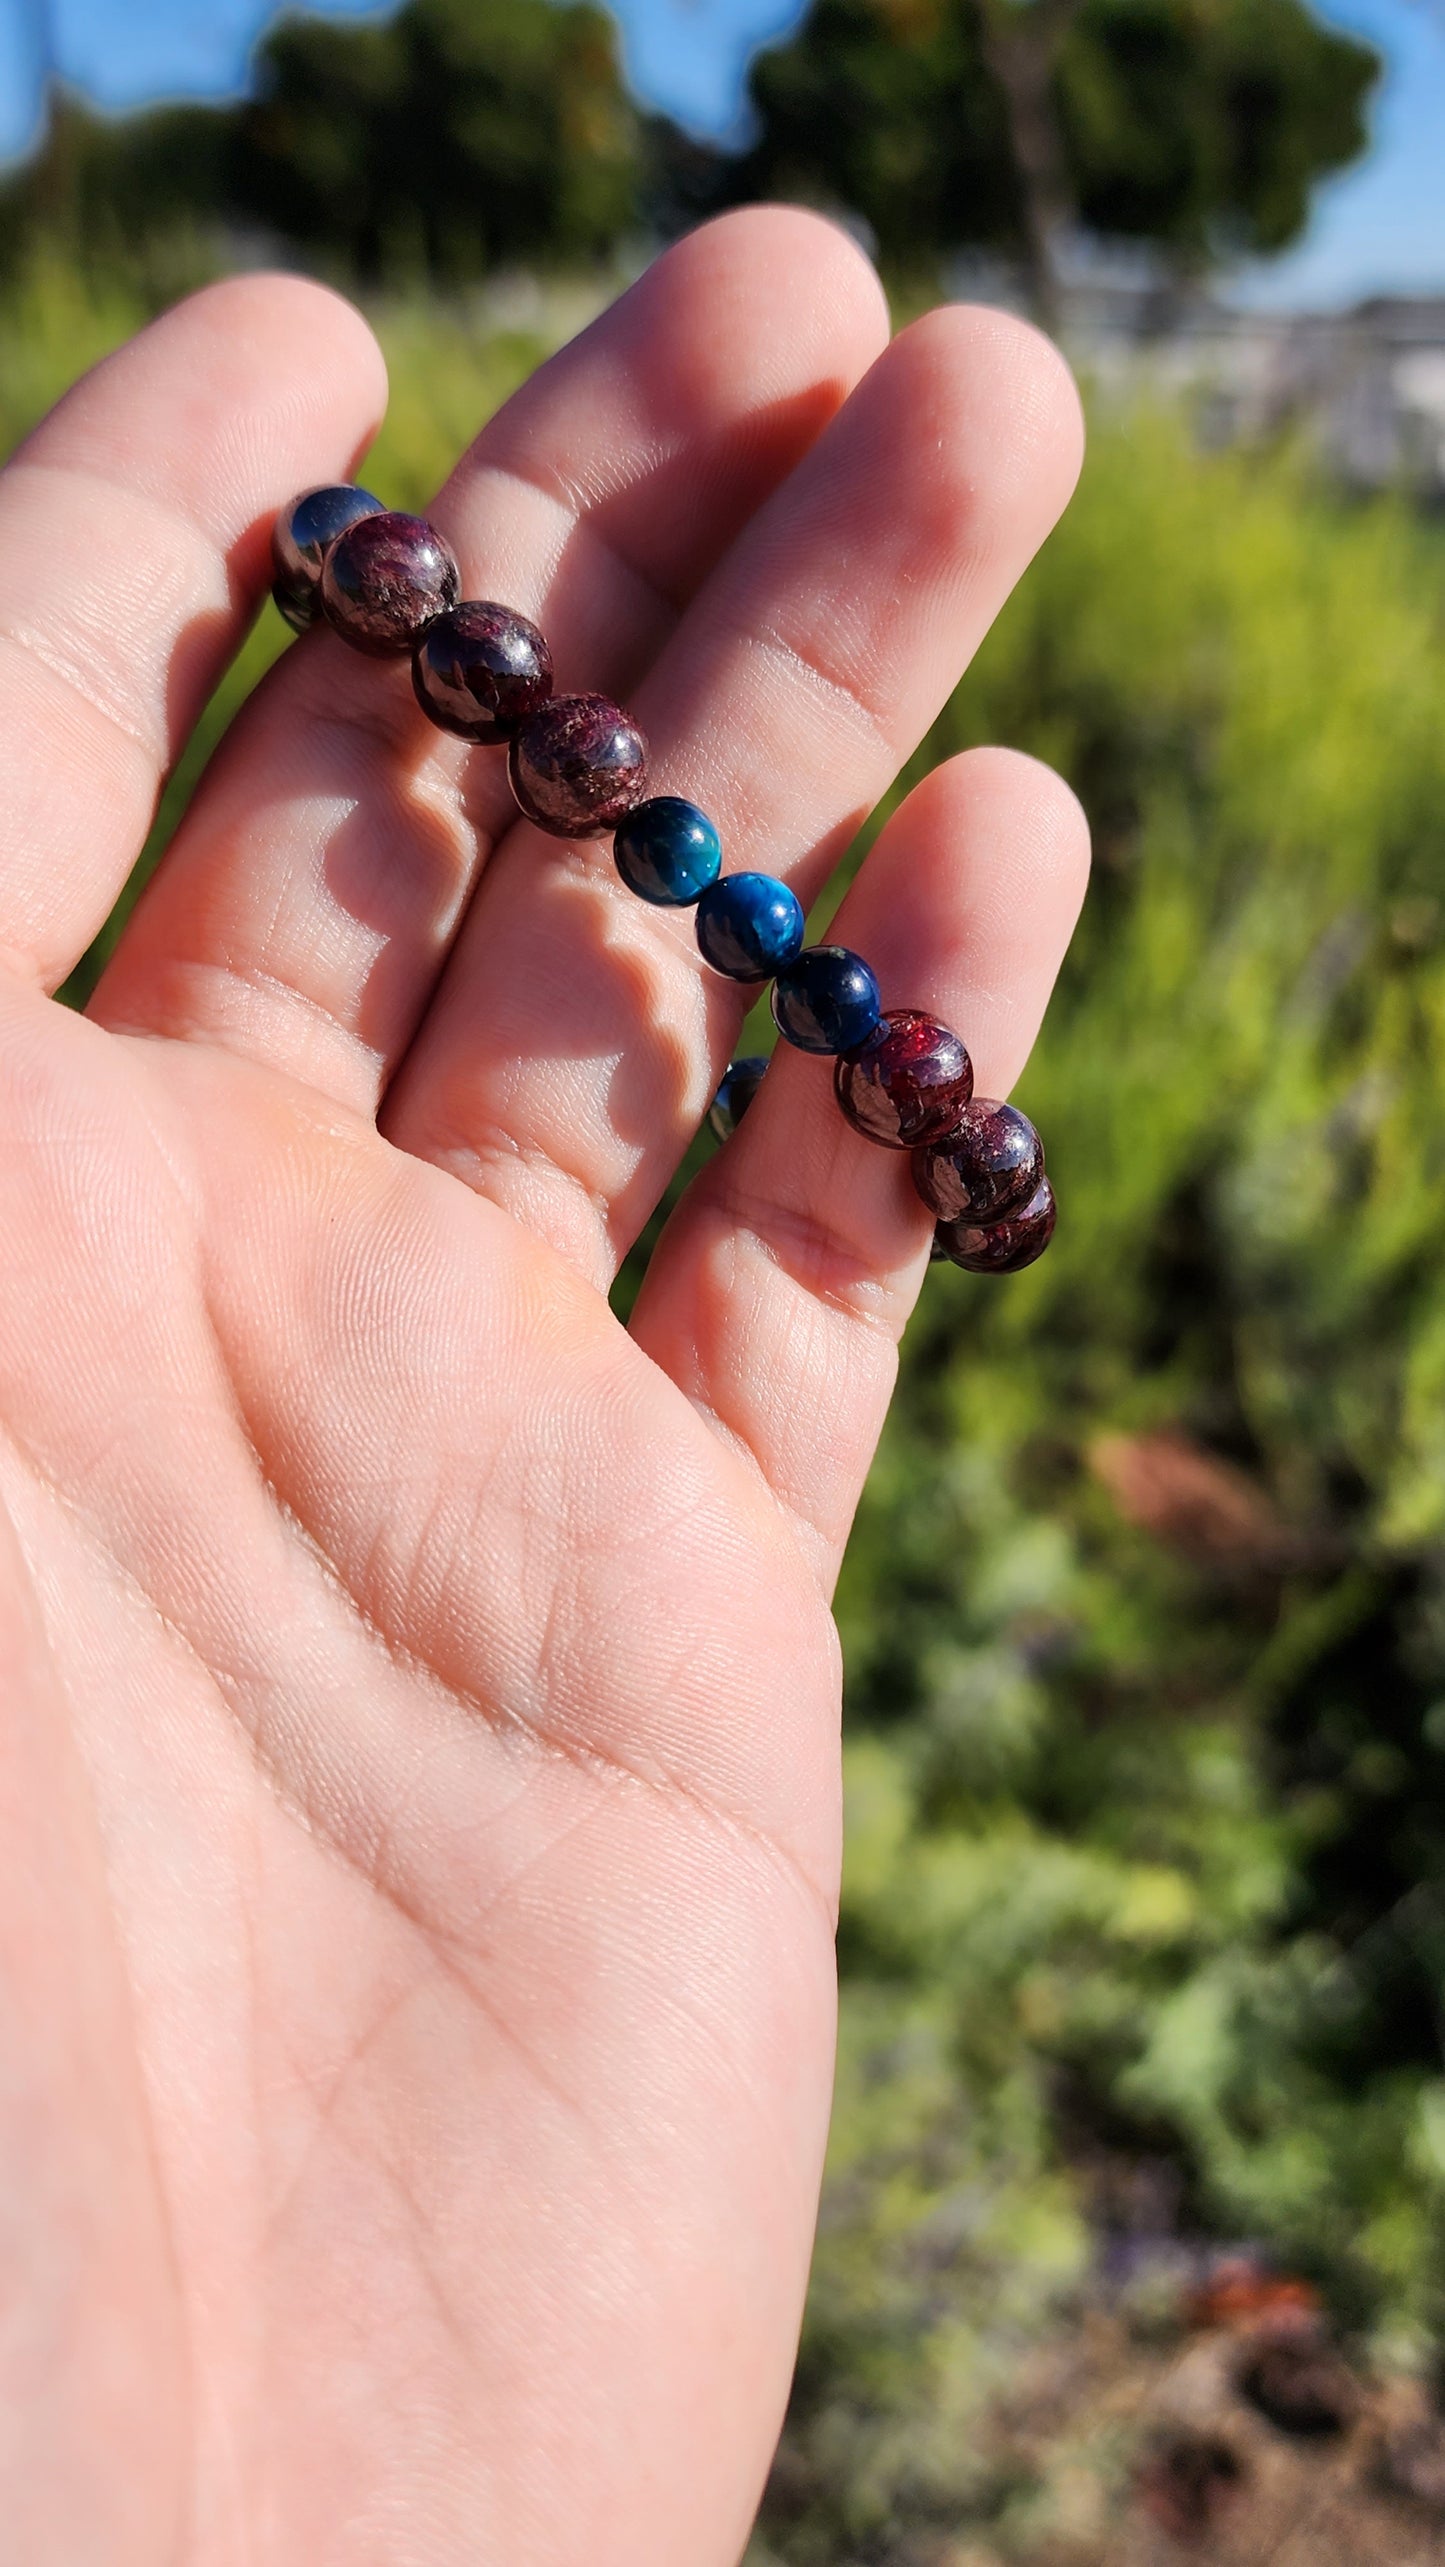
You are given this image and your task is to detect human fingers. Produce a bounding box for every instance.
[0,275,385,990]
[92,210,890,1105]
[380,308,1082,1282]
[630,748,1090,1582]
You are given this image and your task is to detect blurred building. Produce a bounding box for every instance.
[948,241,1445,496]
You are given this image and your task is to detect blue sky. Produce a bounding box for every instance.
[1,0,1443,307]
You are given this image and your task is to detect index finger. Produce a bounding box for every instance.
[0,275,386,990]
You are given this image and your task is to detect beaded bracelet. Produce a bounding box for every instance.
[272,484,1057,1277]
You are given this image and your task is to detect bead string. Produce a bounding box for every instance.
[273,483,1057,1276]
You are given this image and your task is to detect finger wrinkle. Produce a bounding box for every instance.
[449,452,686,631]
[697,1180,905,1331]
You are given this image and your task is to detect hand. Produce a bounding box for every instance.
[0,210,1086,2566]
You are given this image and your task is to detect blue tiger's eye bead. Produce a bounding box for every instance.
[708,1055,769,1141]
[272,483,386,629]
[772,945,882,1055]
[695,873,805,980]
[614,797,723,906]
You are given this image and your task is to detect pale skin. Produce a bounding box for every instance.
[0,208,1088,2564]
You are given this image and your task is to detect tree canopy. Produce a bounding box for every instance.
[234,0,639,276]
[732,0,1378,273]
[1,0,1379,293]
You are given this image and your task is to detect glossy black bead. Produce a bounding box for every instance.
[913,1099,1044,1224]
[411,600,553,742]
[934,1176,1057,1275]
[771,946,882,1055]
[509,692,648,837]
[271,483,385,629]
[708,1056,769,1141]
[320,510,461,656]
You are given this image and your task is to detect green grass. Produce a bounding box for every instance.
[9,257,1445,2561]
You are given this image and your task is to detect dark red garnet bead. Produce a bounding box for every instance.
[834,1007,974,1150]
[508,692,648,837]
[935,1176,1057,1275]
[320,510,461,656]
[411,600,553,743]
[914,1098,1044,1223]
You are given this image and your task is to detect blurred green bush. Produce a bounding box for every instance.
[7,263,1445,2559]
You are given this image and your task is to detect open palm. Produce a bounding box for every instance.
[0,211,1086,2565]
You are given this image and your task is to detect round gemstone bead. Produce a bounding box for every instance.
[411,600,552,743]
[913,1099,1045,1224]
[271,482,386,630]
[695,874,804,980]
[614,797,722,906]
[934,1176,1057,1276]
[509,692,648,837]
[771,945,883,1055]
[320,511,461,656]
[707,1055,769,1141]
[835,1008,974,1150]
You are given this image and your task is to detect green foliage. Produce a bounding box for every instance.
[762,413,1445,2555]
[736,0,1023,257]
[733,0,1376,268]
[1061,0,1378,255]
[1,0,640,288]
[235,0,640,277]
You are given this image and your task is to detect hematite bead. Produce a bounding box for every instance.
[708,1056,769,1141]
[509,692,648,837]
[913,1099,1044,1224]
[411,600,552,742]
[614,797,722,905]
[321,511,461,656]
[271,483,386,630]
[935,1176,1057,1275]
[772,945,882,1055]
[835,1008,973,1150]
[695,873,804,980]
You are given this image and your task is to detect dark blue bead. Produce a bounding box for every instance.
[772,946,882,1055]
[614,797,722,906]
[695,873,805,980]
[708,1055,769,1141]
[272,484,385,629]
